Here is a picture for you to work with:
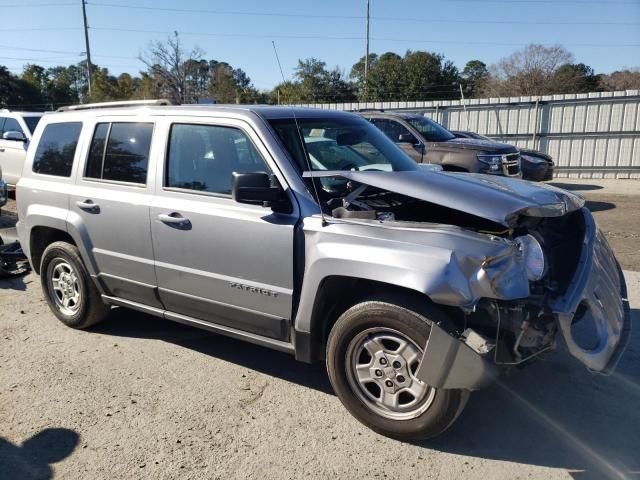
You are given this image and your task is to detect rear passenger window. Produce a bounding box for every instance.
[166,124,269,195]
[85,122,153,184]
[32,122,82,177]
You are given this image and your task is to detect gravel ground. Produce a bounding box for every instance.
[1,183,639,480]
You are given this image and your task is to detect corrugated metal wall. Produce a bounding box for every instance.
[297,90,640,179]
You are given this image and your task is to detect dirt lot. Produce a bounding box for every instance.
[1,184,639,480]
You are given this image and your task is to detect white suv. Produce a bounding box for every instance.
[0,110,44,187]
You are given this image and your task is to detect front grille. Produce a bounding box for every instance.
[502,153,521,177]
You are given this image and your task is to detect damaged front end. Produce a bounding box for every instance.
[304,169,630,390]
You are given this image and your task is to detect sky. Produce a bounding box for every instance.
[2,0,640,90]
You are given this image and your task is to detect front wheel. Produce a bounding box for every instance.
[326,299,469,441]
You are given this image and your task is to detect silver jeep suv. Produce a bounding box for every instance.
[17,101,629,440]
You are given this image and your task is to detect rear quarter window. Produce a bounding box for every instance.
[32,122,83,177]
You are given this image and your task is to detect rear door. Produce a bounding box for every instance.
[150,117,297,341]
[69,117,160,307]
[0,116,29,185]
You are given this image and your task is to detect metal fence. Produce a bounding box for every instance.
[296,90,640,179]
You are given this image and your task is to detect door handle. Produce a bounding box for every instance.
[157,212,190,226]
[76,199,100,212]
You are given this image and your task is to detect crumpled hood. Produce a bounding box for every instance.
[441,137,518,153]
[305,170,585,227]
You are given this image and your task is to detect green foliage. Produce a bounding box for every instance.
[271,58,356,104]
[350,50,460,101]
[461,60,489,97]
[0,66,41,108]
[549,63,602,93]
[1,41,635,109]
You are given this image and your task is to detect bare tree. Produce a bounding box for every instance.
[139,32,204,104]
[482,44,574,97]
[601,68,640,91]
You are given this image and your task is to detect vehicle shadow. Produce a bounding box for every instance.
[427,307,640,479]
[0,428,79,480]
[92,307,334,395]
[585,200,616,213]
[96,306,639,477]
[549,182,604,192]
[0,275,28,291]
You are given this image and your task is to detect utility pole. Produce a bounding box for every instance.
[459,83,469,130]
[81,0,93,98]
[364,0,370,99]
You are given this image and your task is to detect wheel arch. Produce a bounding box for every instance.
[294,275,459,363]
[29,226,76,275]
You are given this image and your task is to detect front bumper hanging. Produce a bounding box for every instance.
[415,322,498,391]
[553,213,631,373]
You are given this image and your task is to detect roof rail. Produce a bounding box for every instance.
[56,99,173,112]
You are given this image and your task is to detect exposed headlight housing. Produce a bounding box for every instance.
[477,154,502,173]
[520,153,545,164]
[515,234,546,281]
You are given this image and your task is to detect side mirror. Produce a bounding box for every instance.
[232,172,289,212]
[2,131,26,142]
[397,133,415,144]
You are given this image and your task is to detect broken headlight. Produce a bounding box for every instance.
[515,234,546,281]
[477,154,502,173]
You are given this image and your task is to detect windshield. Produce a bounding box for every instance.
[268,117,418,173]
[23,116,42,134]
[407,116,455,142]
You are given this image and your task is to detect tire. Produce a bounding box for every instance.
[326,298,469,441]
[40,241,110,329]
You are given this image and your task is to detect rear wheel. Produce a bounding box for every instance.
[40,241,109,329]
[326,299,469,441]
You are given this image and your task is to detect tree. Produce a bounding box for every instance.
[601,68,640,91]
[209,62,238,103]
[350,50,460,101]
[461,60,489,97]
[0,66,41,108]
[293,58,355,102]
[482,44,574,96]
[139,31,204,104]
[271,58,355,104]
[549,63,602,94]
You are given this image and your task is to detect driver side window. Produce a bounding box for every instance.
[166,123,270,195]
[2,117,25,138]
[371,119,414,144]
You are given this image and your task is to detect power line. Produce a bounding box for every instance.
[0,55,81,62]
[0,45,139,60]
[445,0,637,3]
[1,2,75,6]
[2,27,80,32]
[86,2,640,26]
[88,27,640,48]
[0,45,82,55]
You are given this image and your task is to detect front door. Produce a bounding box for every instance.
[69,119,160,307]
[369,118,425,162]
[150,118,297,341]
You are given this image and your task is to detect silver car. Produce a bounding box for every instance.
[16,101,629,440]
